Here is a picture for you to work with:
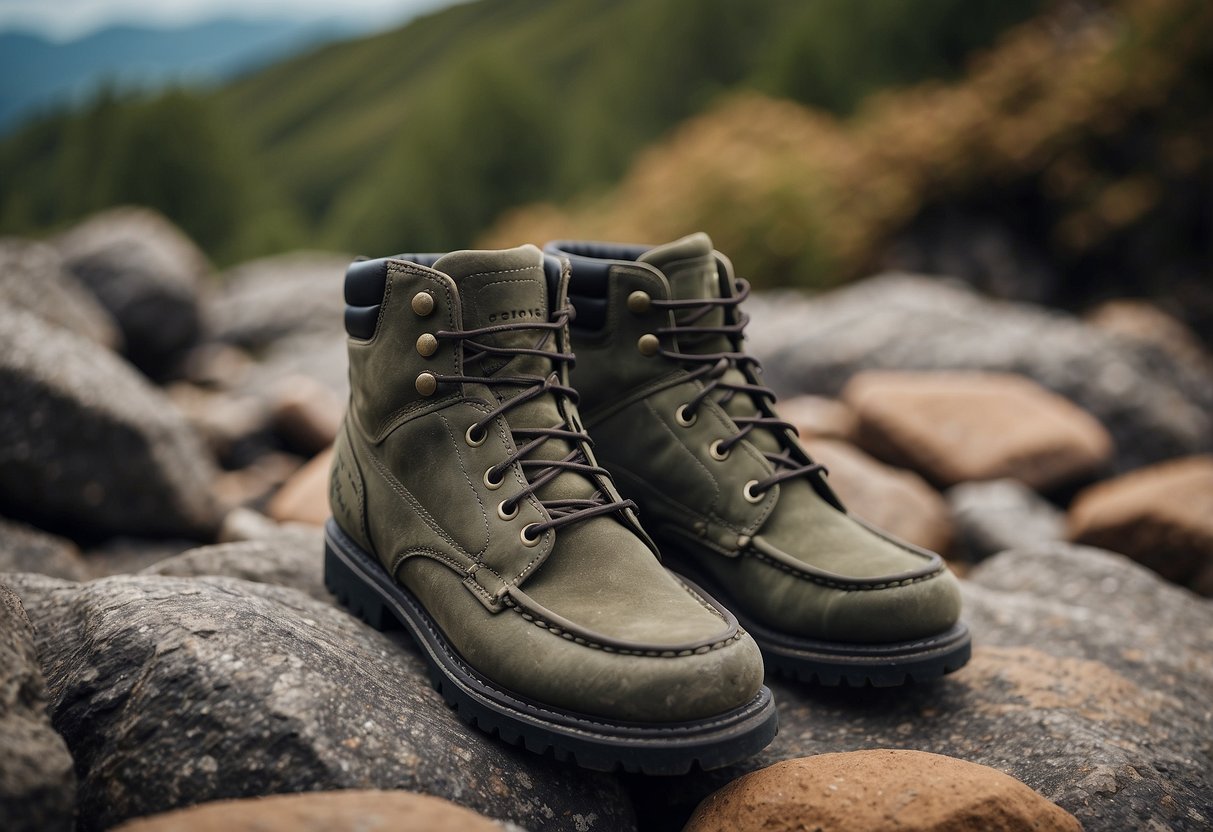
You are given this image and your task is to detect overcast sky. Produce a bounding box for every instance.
[0,0,457,40]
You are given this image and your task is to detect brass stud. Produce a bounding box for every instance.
[414,372,437,396]
[627,290,651,314]
[520,524,542,547]
[416,333,438,356]
[637,333,660,356]
[411,291,435,316]
[743,480,765,504]
[497,500,519,521]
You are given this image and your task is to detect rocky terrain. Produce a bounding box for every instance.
[3,207,1212,830]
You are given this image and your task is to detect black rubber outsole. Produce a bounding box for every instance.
[664,556,972,688]
[323,519,779,775]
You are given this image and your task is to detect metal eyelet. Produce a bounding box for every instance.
[709,439,731,461]
[675,404,697,427]
[484,467,504,490]
[497,500,518,521]
[520,524,542,547]
[465,424,486,447]
[743,480,765,503]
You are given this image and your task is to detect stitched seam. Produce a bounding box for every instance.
[503,598,743,657]
[438,411,491,555]
[641,397,720,515]
[362,443,470,558]
[749,550,945,590]
[697,397,777,534]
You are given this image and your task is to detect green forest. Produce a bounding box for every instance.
[0,0,1042,265]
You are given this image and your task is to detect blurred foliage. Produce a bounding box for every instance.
[0,89,303,263]
[0,0,1042,263]
[485,0,1211,310]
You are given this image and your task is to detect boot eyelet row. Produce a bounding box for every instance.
[484,467,504,490]
[466,424,487,447]
[497,500,519,521]
[675,404,697,427]
[743,480,765,503]
[520,524,542,547]
[709,439,731,460]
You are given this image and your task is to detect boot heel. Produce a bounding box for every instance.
[324,540,394,631]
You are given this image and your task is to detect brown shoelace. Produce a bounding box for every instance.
[432,307,635,543]
[652,277,826,497]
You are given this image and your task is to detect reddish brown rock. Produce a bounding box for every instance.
[778,395,858,441]
[1087,300,1213,378]
[805,438,953,555]
[685,750,1081,832]
[843,371,1113,491]
[270,375,345,455]
[112,785,509,831]
[267,447,333,527]
[1068,455,1213,594]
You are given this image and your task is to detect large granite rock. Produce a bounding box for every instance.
[685,751,1080,832]
[803,438,953,555]
[6,573,634,832]
[843,371,1114,491]
[0,238,121,350]
[142,530,326,602]
[112,790,514,832]
[748,276,1213,472]
[946,480,1065,562]
[0,584,75,832]
[57,207,209,377]
[0,518,89,581]
[1068,455,1213,594]
[0,306,221,539]
[625,543,1213,831]
[206,252,349,349]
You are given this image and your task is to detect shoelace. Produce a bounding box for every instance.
[432,307,636,544]
[652,277,826,498]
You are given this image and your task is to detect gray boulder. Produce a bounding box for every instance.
[57,207,209,377]
[0,306,221,539]
[0,584,75,832]
[142,529,326,602]
[0,238,121,350]
[0,518,89,581]
[206,252,349,349]
[625,544,1213,831]
[7,573,634,832]
[748,275,1213,472]
[946,479,1065,561]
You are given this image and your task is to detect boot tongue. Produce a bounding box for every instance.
[434,245,596,504]
[638,231,722,305]
[643,234,781,457]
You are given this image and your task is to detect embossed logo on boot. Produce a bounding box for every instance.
[488,308,545,323]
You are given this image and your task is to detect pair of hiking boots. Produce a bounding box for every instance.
[323,233,971,775]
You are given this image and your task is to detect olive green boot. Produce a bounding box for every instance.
[546,234,971,686]
[324,244,775,773]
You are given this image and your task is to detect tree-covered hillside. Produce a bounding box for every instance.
[0,0,1041,263]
